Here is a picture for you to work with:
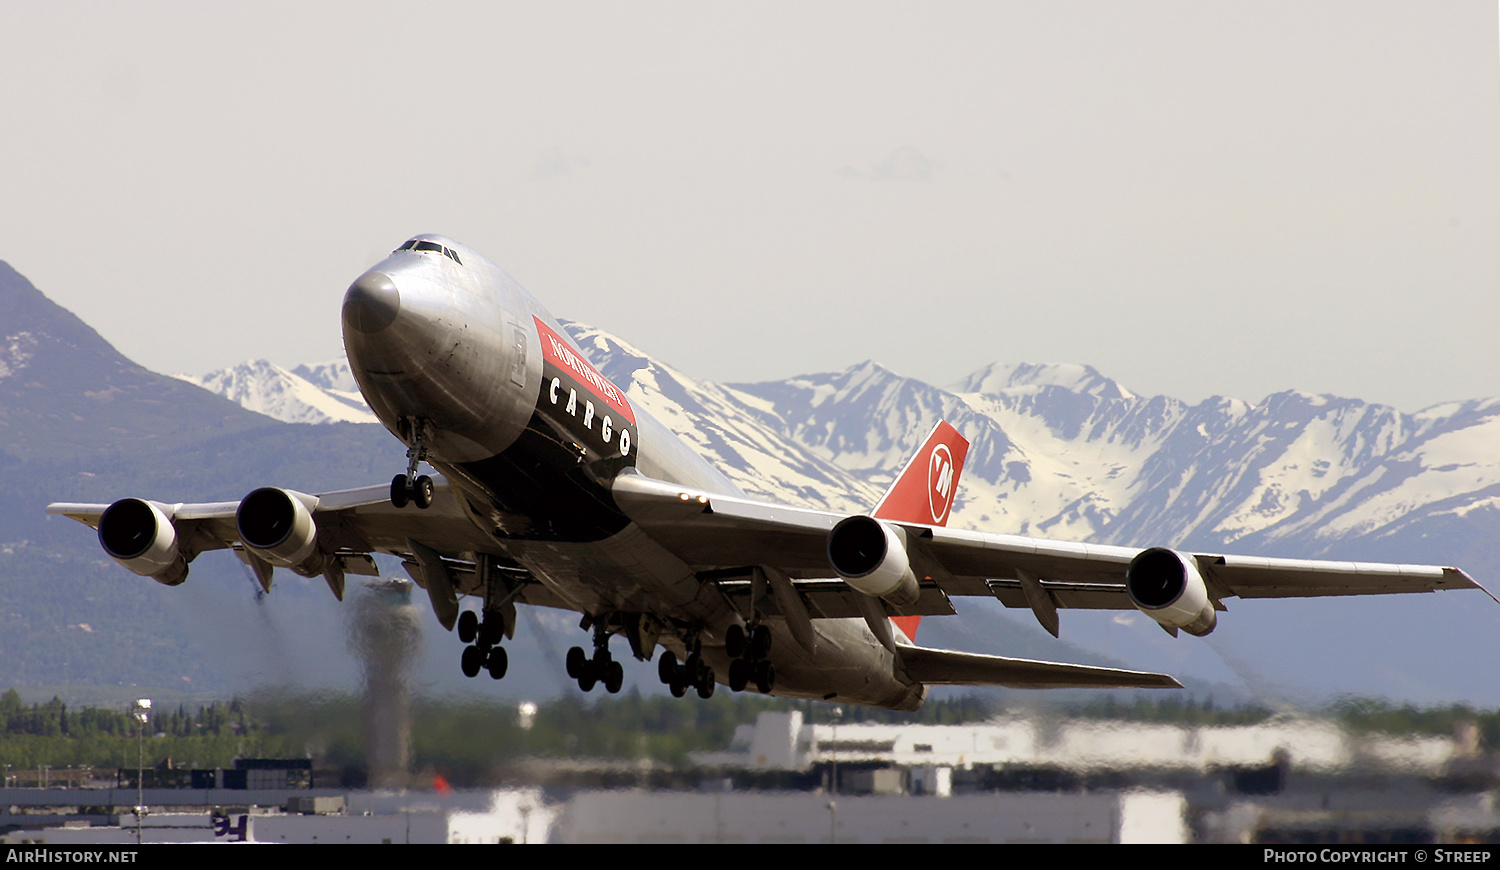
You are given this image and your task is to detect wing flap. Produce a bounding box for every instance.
[899,645,1181,690]
[713,576,958,619]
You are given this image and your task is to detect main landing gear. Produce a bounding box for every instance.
[723,623,775,694]
[657,638,716,699]
[458,609,508,680]
[390,417,435,509]
[567,624,624,694]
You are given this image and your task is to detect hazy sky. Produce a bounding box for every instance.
[2,2,1495,411]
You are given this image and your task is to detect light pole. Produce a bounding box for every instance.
[828,706,842,844]
[133,698,151,846]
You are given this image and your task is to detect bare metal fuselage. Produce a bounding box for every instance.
[341,235,924,710]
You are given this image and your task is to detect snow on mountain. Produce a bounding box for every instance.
[175,359,377,425]
[292,359,362,394]
[951,361,1136,401]
[563,322,880,513]
[0,331,37,380]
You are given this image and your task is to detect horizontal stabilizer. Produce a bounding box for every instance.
[899,645,1181,690]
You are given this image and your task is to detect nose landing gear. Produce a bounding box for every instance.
[390,418,435,509]
[390,474,435,510]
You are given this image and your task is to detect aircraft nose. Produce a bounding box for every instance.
[342,271,401,334]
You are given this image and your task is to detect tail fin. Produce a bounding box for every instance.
[873,421,970,642]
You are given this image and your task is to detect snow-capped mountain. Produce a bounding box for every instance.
[181,325,1500,574]
[722,358,1500,569]
[175,359,377,425]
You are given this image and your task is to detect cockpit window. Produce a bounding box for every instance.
[393,239,462,265]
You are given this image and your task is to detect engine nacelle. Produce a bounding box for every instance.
[98,498,188,585]
[827,515,921,608]
[1126,547,1218,636]
[236,488,324,576]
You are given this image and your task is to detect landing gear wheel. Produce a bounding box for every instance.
[578,663,597,693]
[389,475,411,508]
[486,646,508,680]
[669,679,687,698]
[695,666,716,699]
[479,613,505,646]
[457,610,479,644]
[460,645,484,678]
[749,625,773,660]
[604,660,624,694]
[684,652,703,686]
[413,475,435,510]
[566,646,587,680]
[754,660,775,694]
[724,624,746,659]
[728,658,751,692]
[657,650,679,684]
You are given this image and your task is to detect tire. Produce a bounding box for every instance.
[414,475,435,510]
[479,613,505,646]
[684,652,702,685]
[669,680,687,698]
[389,475,410,508]
[724,624,746,659]
[728,658,750,692]
[486,646,508,680]
[566,646,587,679]
[755,661,775,694]
[460,645,484,678]
[749,625,772,660]
[578,665,597,693]
[457,610,479,644]
[657,650,679,684]
[696,667,715,699]
[605,660,624,694]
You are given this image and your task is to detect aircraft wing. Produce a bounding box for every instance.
[47,478,489,559]
[44,476,535,622]
[611,472,1489,629]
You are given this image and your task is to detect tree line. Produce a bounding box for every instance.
[0,689,1493,787]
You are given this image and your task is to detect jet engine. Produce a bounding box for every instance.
[97,498,188,585]
[827,515,921,607]
[1125,547,1218,636]
[236,488,325,576]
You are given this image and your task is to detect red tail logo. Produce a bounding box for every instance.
[929,443,956,524]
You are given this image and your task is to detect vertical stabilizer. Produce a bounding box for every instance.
[872,421,970,641]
